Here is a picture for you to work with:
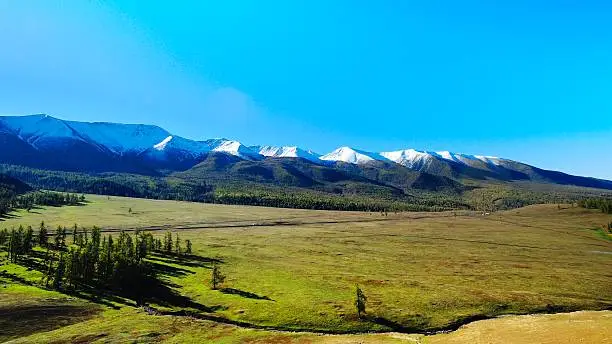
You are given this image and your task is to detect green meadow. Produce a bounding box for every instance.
[1,195,611,343]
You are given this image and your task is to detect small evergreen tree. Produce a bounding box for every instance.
[83,228,89,245]
[8,228,23,263]
[54,226,66,249]
[72,224,79,245]
[0,228,8,246]
[38,221,48,248]
[211,263,226,290]
[185,239,192,255]
[42,246,53,287]
[175,233,181,255]
[65,248,78,289]
[355,285,367,319]
[163,231,173,253]
[53,252,66,289]
[24,225,34,252]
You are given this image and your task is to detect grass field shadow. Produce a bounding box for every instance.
[220,287,274,301]
[0,304,100,343]
[4,250,226,317]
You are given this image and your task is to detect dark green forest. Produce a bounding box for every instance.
[2,163,611,213]
[0,172,84,217]
[1,223,198,307]
[578,198,612,214]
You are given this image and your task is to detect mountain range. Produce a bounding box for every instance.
[1,114,611,193]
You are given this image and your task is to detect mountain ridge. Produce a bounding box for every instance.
[1,114,611,191]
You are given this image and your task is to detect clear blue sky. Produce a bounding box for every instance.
[1,1,611,179]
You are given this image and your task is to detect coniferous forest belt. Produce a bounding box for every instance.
[0,164,610,213]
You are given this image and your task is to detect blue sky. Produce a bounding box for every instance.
[1,1,611,179]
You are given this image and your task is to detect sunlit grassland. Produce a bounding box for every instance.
[1,195,611,342]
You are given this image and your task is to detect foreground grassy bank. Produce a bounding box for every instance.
[4,283,611,343]
[1,195,611,342]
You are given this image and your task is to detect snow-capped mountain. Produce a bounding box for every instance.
[0,115,509,169]
[205,139,261,160]
[1,114,611,191]
[0,114,194,155]
[254,145,321,162]
[432,151,503,168]
[149,135,209,156]
[320,147,389,164]
[0,114,88,148]
[143,135,210,169]
[66,120,171,154]
[380,149,434,170]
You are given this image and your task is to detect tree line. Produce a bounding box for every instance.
[1,164,465,212]
[0,222,195,305]
[578,198,612,214]
[211,188,461,212]
[1,191,85,217]
[0,164,211,202]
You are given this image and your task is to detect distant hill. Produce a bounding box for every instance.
[0,174,32,215]
[1,114,611,211]
[0,174,31,195]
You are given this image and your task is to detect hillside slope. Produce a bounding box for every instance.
[1,114,611,209]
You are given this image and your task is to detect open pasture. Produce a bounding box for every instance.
[1,195,611,342]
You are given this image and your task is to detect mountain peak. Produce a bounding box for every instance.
[208,139,260,160]
[320,146,387,164]
[255,145,321,162]
[0,115,611,189]
[380,149,433,169]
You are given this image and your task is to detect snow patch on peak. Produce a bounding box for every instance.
[65,120,170,154]
[432,150,504,167]
[153,136,173,150]
[435,151,454,161]
[380,149,433,169]
[256,145,321,162]
[433,151,475,165]
[209,139,261,160]
[0,114,85,147]
[320,147,387,164]
[475,155,502,166]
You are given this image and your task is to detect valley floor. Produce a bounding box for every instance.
[1,195,611,343]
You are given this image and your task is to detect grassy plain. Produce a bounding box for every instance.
[1,195,611,342]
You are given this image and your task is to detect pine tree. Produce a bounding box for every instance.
[101,235,114,283]
[43,247,53,287]
[24,225,34,253]
[54,226,64,249]
[0,228,8,247]
[8,226,26,263]
[65,248,77,289]
[175,233,181,255]
[7,228,17,262]
[38,221,48,248]
[90,227,101,262]
[72,224,79,245]
[163,231,173,253]
[355,285,367,319]
[83,228,89,246]
[211,263,226,290]
[53,252,66,289]
[185,239,192,255]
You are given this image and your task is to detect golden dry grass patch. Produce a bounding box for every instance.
[425,310,612,344]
